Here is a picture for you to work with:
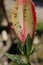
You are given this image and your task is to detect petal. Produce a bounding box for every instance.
[12,1,26,42]
[32,2,36,32]
[23,1,34,38]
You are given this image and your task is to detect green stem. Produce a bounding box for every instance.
[26,56,31,65]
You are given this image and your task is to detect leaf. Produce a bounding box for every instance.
[17,37,25,55]
[19,63,31,65]
[36,23,43,32]
[10,62,18,65]
[17,45,24,55]
[21,61,31,65]
[5,53,24,65]
[29,47,35,56]
[25,34,32,56]
[11,63,30,65]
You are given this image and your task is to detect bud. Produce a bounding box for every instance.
[12,0,36,42]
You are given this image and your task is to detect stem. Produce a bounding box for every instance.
[26,56,31,65]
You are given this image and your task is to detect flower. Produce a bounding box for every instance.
[12,0,36,43]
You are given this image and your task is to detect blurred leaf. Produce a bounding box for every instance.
[29,47,35,55]
[25,34,32,56]
[17,44,24,55]
[11,62,31,65]
[36,23,43,32]
[17,37,25,55]
[20,63,31,65]
[5,53,24,65]
[17,38,26,56]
